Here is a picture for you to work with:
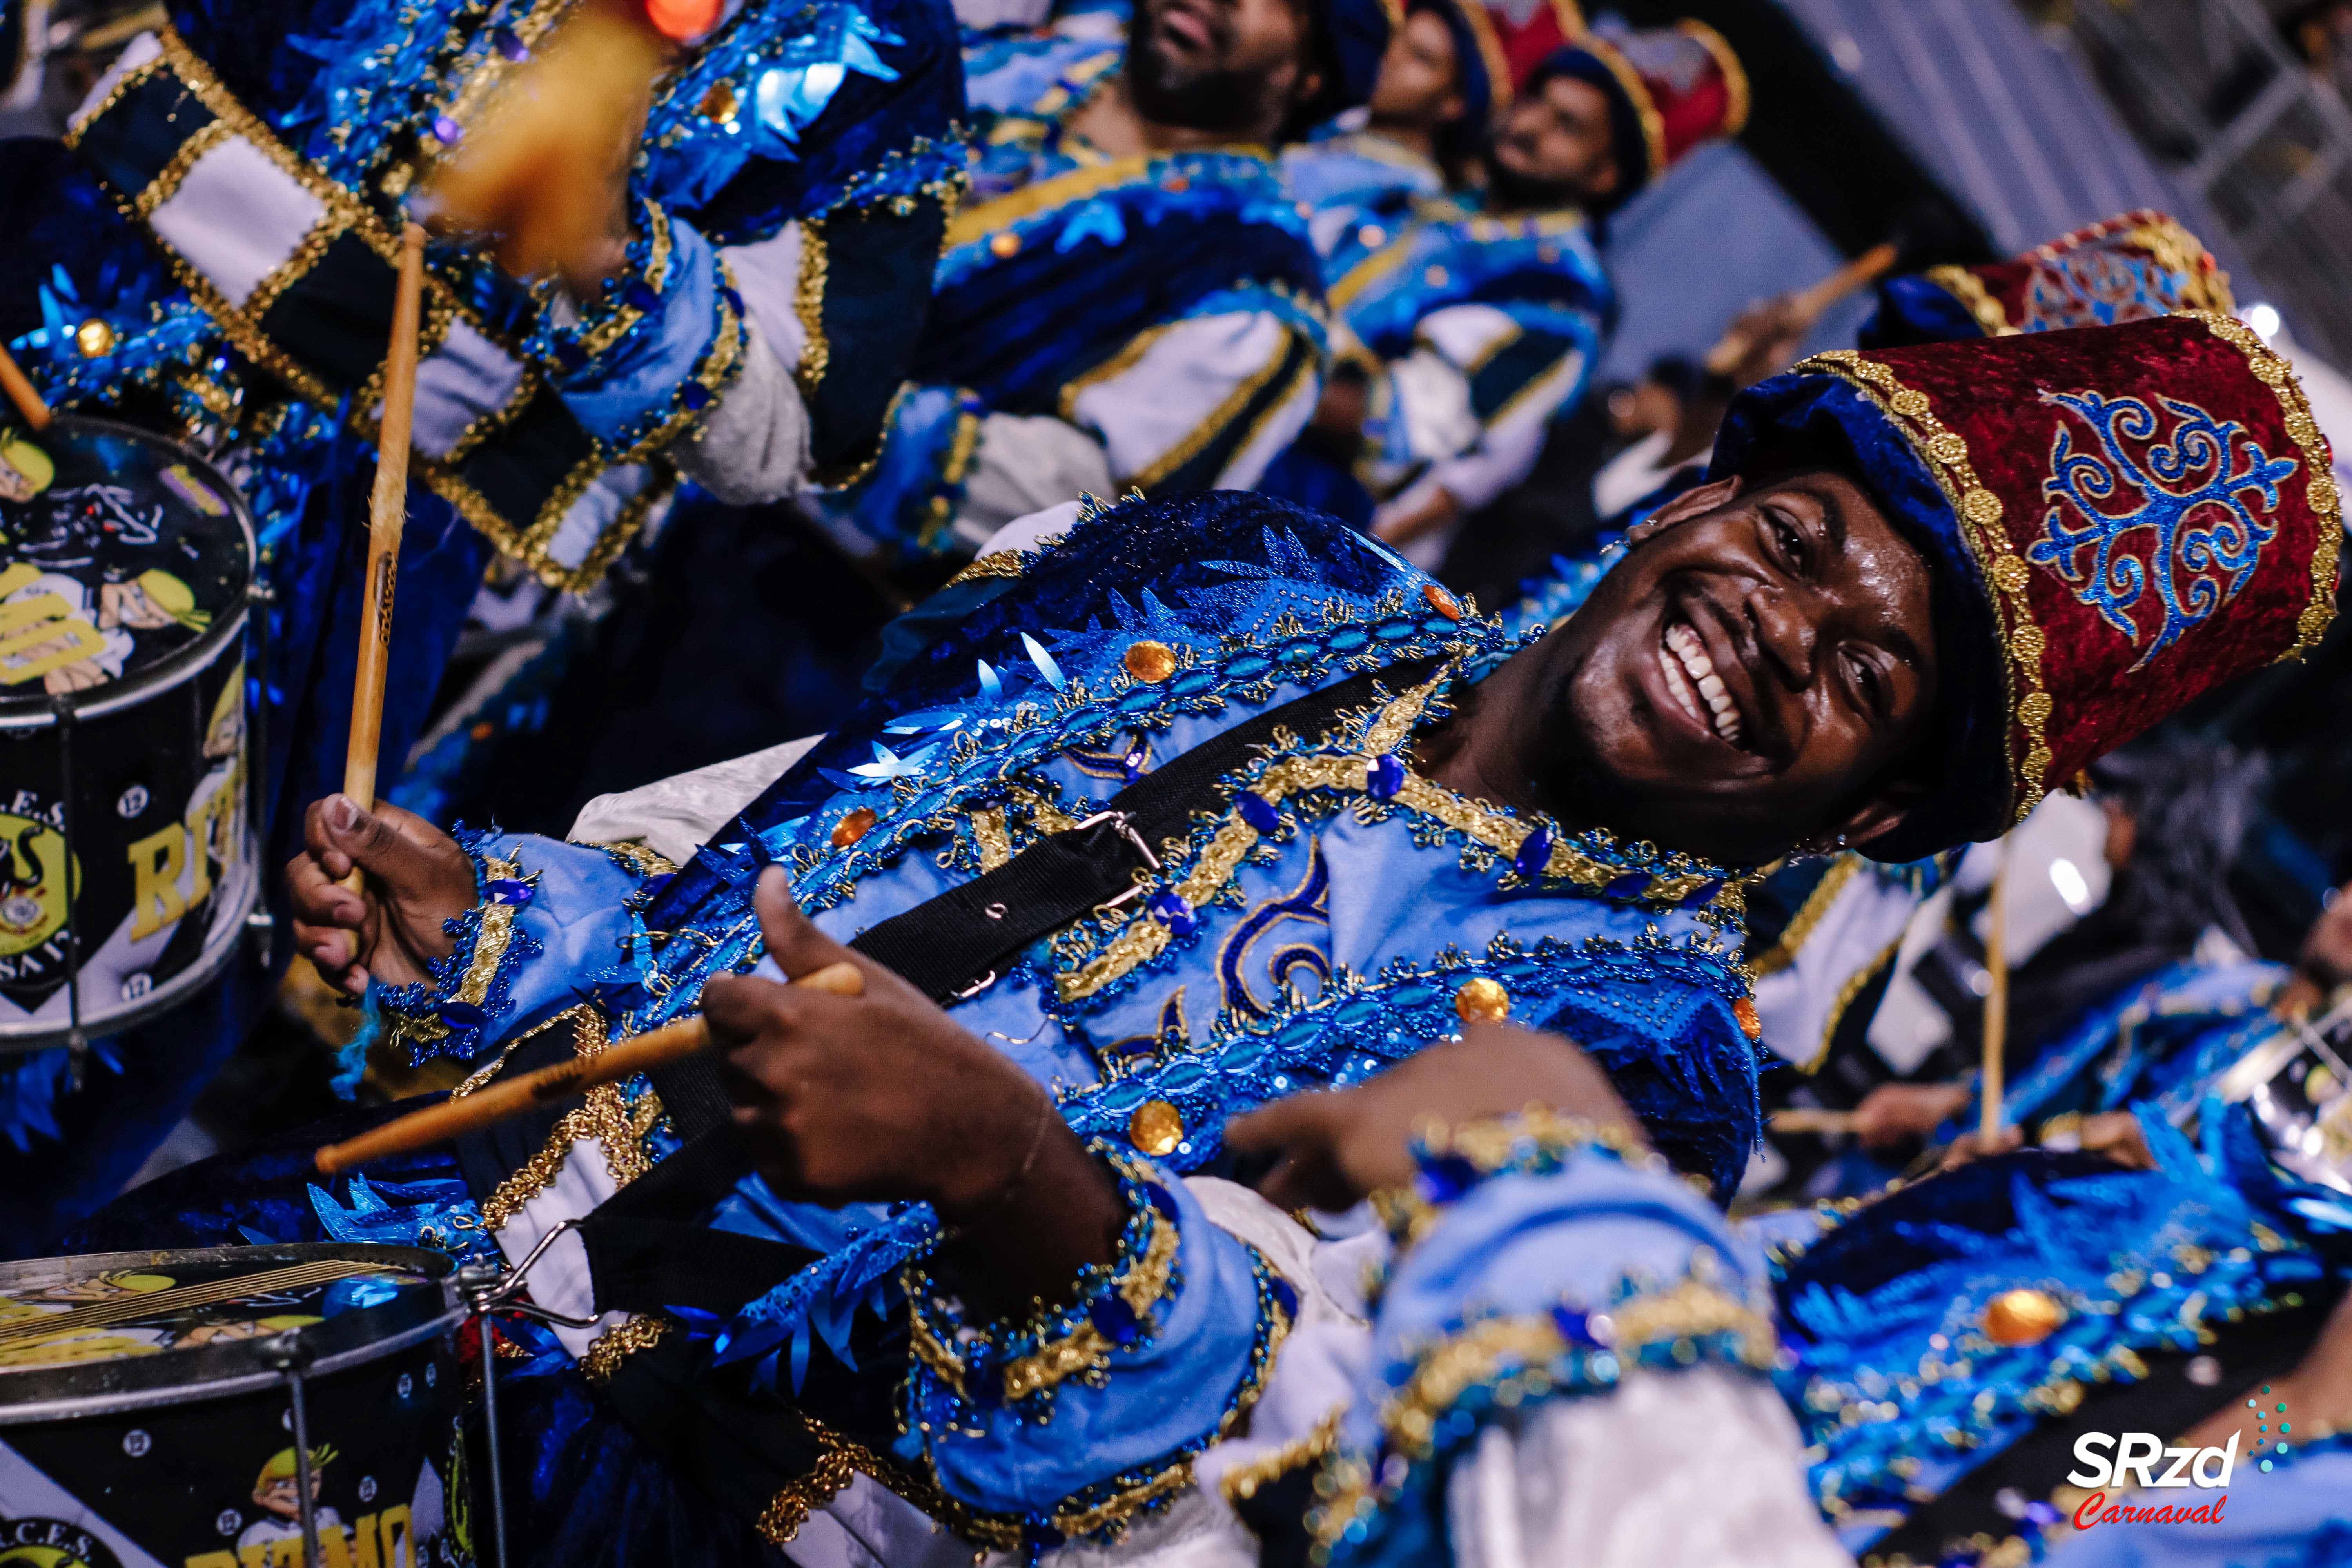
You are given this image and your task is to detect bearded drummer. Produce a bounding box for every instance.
[68,315,2339,1563]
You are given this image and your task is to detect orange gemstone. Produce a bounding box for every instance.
[1123,640,1178,682]
[1129,1100,1183,1156]
[989,231,1022,258]
[1454,977,1509,1024]
[1982,1288,2067,1346]
[699,82,739,123]
[831,807,877,848]
[1422,583,1463,621]
[1733,996,1762,1041]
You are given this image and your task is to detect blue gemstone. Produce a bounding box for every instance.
[1367,753,1405,800]
[431,115,464,146]
[1512,826,1552,877]
[1088,1292,1143,1346]
[1146,1183,1180,1221]
[1238,792,1281,834]
[438,1000,489,1030]
[1603,871,1653,900]
[623,279,660,312]
[1148,892,1198,937]
[485,878,534,906]
[493,26,527,59]
[1679,878,1723,909]
[1552,1304,1590,1344]
[1268,1274,1299,1321]
[1414,1153,1478,1204]
[682,381,713,410]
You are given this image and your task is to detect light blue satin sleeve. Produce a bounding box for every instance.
[549,208,737,453]
[370,830,651,1062]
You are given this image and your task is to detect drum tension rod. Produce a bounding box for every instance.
[454,1219,601,1568]
[263,1331,327,1568]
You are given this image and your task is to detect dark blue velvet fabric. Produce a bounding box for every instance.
[1254,437,1377,530]
[1710,374,2009,862]
[1857,275,1990,352]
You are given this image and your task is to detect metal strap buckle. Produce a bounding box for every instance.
[1073,809,1161,913]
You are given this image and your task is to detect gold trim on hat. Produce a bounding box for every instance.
[1574,34,1667,180]
[1451,0,1517,114]
[2181,310,2341,661]
[1794,349,2055,827]
[1677,18,1749,138]
[1924,265,2016,336]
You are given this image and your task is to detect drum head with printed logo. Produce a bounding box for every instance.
[0,1247,470,1568]
[0,418,252,710]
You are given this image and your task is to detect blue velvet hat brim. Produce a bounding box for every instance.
[1710,374,2011,861]
[1856,274,1993,352]
[1414,0,1492,162]
[1319,0,1396,113]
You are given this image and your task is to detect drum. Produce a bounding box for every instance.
[0,416,260,1048]
[0,1243,471,1568]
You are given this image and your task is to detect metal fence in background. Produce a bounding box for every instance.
[2056,0,2352,367]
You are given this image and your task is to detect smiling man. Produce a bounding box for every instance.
[73,314,2336,1564]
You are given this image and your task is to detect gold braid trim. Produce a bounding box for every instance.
[942,551,1029,588]
[1218,1410,1341,1505]
[579,1314,668,1386]
[1679,19,1749,138]
[1000,1194,1181,1402]
[1747,854,1858,978]
[1924,265,2015,337]
[132,116,233,219]
[2180,310,2341,660]
[2126,216,2233,313]
[755,1426,860,1544]
[792,216,830,395]
[449,1004,596,1100]
[1807,934,1903,1074]
[1057,667,1733,1002]
[1797,349,2054,823]
[479,1009,663,1232]
[386,855,532,1051]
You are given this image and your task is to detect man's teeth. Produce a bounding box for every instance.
[1661,621,1744,746]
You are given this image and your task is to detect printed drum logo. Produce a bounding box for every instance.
[0,814,73,960]
[0,1516,124,1568]
[2031,389,2296,671]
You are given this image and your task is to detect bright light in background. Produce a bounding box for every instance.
[2049,857,2092,913]
[2245,303,2283,343]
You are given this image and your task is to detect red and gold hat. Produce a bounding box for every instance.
[1715,314,2339,862]
[1468,0,1584,96]
[1864,212,2234,349]
[1530,19,1748,202]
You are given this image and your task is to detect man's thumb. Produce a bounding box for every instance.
[753,866,856,982]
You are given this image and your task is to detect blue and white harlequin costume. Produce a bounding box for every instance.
[66,491,1762,1563]
[823,26,1344,559]
[0,0,964,1244]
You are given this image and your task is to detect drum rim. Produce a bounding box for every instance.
[0,414,258,726]
[0,1243,462,1420]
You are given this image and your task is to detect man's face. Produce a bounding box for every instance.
[1128,0,1315,137]
[1529,471,1939,865]
[1488,73,1619,205]
[1368,9,1463,129]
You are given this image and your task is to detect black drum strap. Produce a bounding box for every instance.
[637,662,1416,1156]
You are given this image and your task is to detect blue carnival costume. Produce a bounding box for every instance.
[822,7,1390,559]
[68,490,1760,1562]
[0,0,965,1240]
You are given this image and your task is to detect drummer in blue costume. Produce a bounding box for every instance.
[0,0,965,1238]
[825,0,1391,559]
[76,309,2057,1560]
[1319,21,1744,567]
[916,316,2345,1565]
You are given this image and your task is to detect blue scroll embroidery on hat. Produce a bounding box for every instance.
[2032,390,2297,670]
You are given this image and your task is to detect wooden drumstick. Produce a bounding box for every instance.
[340,223,429,892]
[1768,1107,1860,1136]
[1703,242,1902,379]
[0,341,52,432]
[314,959,866,1174]
[1980,842,2011,1144]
